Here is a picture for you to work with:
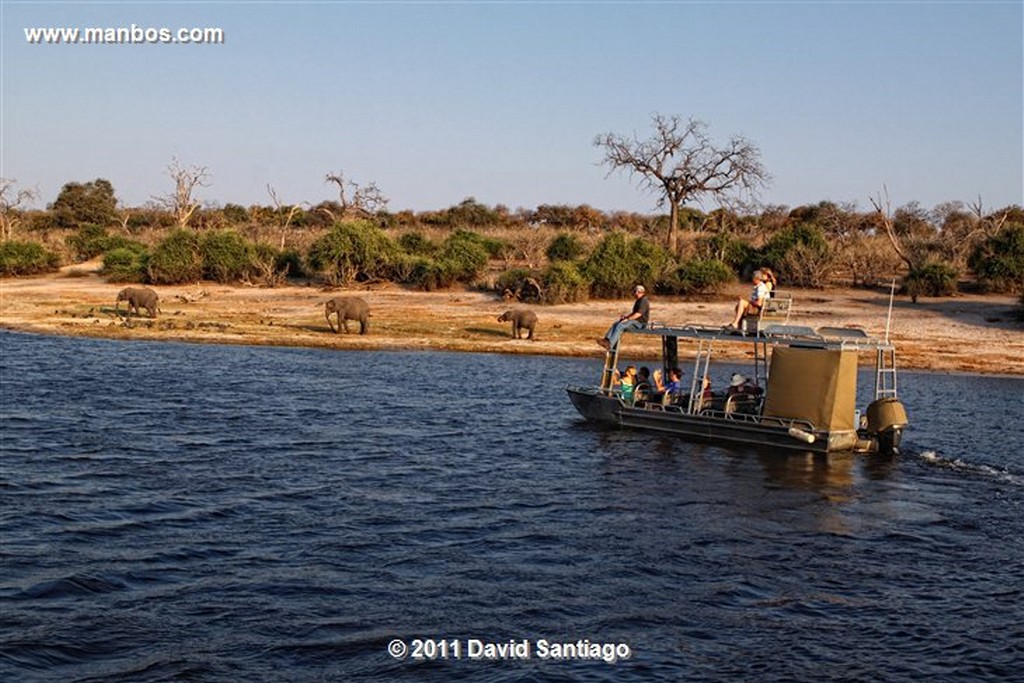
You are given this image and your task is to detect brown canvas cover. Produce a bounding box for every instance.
[763,347,858,430]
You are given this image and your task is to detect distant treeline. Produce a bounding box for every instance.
[1,180,1022,312]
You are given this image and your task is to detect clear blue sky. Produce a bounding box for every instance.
[2,0,1021,215]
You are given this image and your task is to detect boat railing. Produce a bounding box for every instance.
[636,321,894,351]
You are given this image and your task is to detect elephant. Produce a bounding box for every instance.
[497,309,537,340]
[325,297,370,334]
[115,287,160,318]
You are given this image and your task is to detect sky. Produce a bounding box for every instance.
[2,0,1022,216]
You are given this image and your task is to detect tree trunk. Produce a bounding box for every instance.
[668,202,679,254]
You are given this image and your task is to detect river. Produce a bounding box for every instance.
[1,331,1022,682]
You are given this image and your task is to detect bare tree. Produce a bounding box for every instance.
[267,184,304,249]
[324,170,388,219]
[156,158,211,228]
[594,114,769,253]
[870,187,938,275]
[0,179,39,241]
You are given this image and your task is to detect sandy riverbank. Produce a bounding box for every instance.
[1,260,1022,375]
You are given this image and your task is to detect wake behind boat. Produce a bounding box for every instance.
[567,311,909,455]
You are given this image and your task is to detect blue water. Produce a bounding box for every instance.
[1,330,1023,682]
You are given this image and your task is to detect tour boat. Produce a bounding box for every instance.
[566,318,909,456]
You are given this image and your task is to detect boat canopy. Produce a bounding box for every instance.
[764,347,858,431]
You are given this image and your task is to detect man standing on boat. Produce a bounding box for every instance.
[726,270,769,330]
[598,284,650,350]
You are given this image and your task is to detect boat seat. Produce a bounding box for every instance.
[742,293,793,334]
[724,394,762,415]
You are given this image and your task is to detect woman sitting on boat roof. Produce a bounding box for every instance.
[725,270,769,330]
[761,267,778,296]
[597,285,649,350]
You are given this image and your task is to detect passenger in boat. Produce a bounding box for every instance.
[727,373,762,396]
[613,365,638,401]
[635,366,653,401]
[598,285,650,350]
[725,270,770,330]
[653,366,683,395]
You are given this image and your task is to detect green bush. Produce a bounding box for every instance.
[583,232,674,298]
[275,248,306,279]
[0,240,61,276]
[546,232,585,262]
[399,255,454,291]
[759,224,829,277]
[448,229,509,260]
[968,224,1024,293]
[102,245,149,283]
[438,231,489,283]
[542,261,589,304]
[904,262,958,302]
[307,220,400,285]
[496,268,537,293]
[200,230,253,283]
[397,231,437,256]
[147,229,203,284]
[66,224,143,261]
[221,203,250,224]
[700,232,757,271]
[674,258,734,294]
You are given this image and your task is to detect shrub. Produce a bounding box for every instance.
[399,256,453,291]
[147,229,203,284]
[542,261,589,304]
[546,232,585,262]
[583,232,674,298]
[0,240,61,276]
[778,242,834,289]
[699,232,756,271]
[496,268,537,293]
[904,262,958,302]
[397,231,437,256]
[307,220,399,285]
[968,224,1024,294]
[200,230,253,283]
[759,224,829,277]
[438,231,489,283]
[66,224,143,261]
[448,229,509,260]
[275,248,306,279]
[102,245,149,283]
[674,258,734,294]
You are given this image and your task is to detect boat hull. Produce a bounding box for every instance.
[567,386,855,454]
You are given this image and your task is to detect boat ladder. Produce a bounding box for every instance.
[686,339,714,414]
[600,342,621,391]
[874,347,899,399]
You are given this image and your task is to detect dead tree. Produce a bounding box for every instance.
[324,170,388,219]
[156,158,211,228]
[267,184,303,249]
[594,114,769,253]
[0,179,39,241]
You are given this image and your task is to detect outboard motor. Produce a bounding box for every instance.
[866,398,909,456]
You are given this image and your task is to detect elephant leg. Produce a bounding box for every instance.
[359,319,368,335]
[342,318,350,334]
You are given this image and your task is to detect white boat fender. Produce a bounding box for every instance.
[788,427,816,444]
